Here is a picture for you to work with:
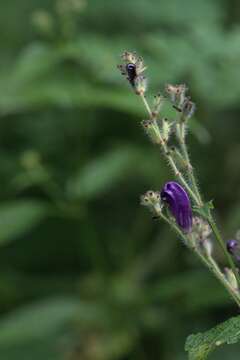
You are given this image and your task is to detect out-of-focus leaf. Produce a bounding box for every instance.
[68,146,139,199]
[0,200,48,244]
[185,315,240,359]
[0,297,79,346]
[151,270,230,312]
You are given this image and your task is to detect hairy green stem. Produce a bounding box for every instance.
[139,94,200,205]
[139,93,240,291]
[158,211,240,307]
[174,118,240,288]
[175,123,203,205]
[208,215,240,286]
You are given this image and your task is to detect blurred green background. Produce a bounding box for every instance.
[0,0,240,359]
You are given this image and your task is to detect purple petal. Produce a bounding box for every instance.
[161,181,192,232]
[226,239,238,255]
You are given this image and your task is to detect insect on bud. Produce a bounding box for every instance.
[140,190,162,215]
[118,51,147,92]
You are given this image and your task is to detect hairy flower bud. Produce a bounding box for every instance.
[141,120,161,144]
[226,239,240,261]
[161,181,192,232]
[134,75,147,95]
[165,84,187,109]
[226,239,238,254]
[225,267,238,291]
[182,97,196,119]
[161,118,172,143]
[140,190,162,215]
[201,238,213,257]
[152,94,165,117]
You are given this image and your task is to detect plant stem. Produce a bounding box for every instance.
[174,120,240,287]
[208,215,240,286]
[158,212,240,307]
[139,93,240,289]
[140,93,152,118]
[175,123,202,205]
[139,94,200,205]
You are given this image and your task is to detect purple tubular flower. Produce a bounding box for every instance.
[226,239,238,255]
[161,181,192,232]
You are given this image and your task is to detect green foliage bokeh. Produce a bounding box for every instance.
[0,0,240,359]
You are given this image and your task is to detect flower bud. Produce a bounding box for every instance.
[152,94,165,117]
[141,120,161,145]
[182,98,196,119]
[226,239,240,262]
[165,84,187,108]
[224,267,238,291]
[192,216,212,254]
[161,118,172,143]
[161,181,192,232]
[140,190,162,215]
[134,75,147,95]
[201,238,213,257]
[226,239,238,254]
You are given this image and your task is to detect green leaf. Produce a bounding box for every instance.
[68,146,139,199]
[0,200,48,245]
[185,315,240,359]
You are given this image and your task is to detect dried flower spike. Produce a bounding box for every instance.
[161,181,192,232]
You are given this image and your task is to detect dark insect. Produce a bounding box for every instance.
[126,63,137,87]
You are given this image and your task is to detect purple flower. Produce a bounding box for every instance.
[227,239,238,254]
[226,239,240,261]
[161,181,192,232]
